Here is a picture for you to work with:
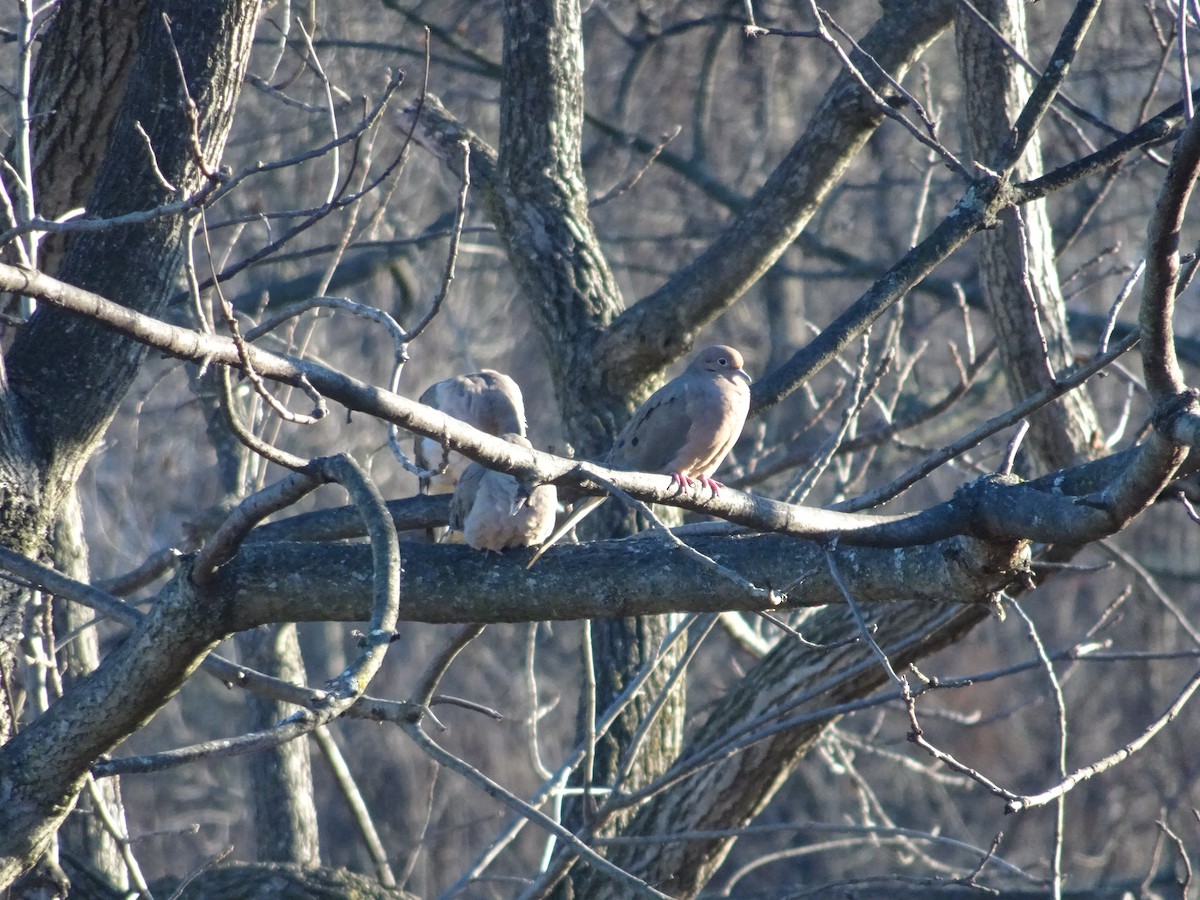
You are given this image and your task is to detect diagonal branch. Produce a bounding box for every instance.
[597,0,956,389]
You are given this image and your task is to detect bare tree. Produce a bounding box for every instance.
[1,1,1199,898]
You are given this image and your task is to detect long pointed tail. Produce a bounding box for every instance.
[525,495,607,568]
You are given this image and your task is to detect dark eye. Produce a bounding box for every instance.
[718,357,728,366]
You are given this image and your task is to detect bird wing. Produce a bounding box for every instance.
[610,377,745,478]
[415,370,527,491]
[448,460,486,532]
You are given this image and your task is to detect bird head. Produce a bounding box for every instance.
[694,344,751,386]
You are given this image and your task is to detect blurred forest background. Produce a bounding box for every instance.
[4,0,1200,898]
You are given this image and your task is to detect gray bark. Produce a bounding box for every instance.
[496,0,688,820]
[955,0,1101,469]
[0,0,261,884]
[238,624,321,866]
[53,493,129,892]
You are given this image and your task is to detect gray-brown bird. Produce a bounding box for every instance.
[449,434,558,553]
[526,344,751,568]
[415,369,527,494]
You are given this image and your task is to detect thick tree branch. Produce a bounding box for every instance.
[209,533,1030,627]
[598,0,955,389]
[1140,105,1200,400]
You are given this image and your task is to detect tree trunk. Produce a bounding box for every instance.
[955,0,1100,469]
[238,624,321,866]
[54,493,130,892]
[12,4,149,883]
[26,0,151,276]
[496,0,689,823]
[0,0,262,885]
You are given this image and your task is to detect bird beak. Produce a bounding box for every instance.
[734,367,751,384]
[511,483,533,516]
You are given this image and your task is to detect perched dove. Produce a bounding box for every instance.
[526,345,751,568]
[449,434,558,553]
[415,369,527,494]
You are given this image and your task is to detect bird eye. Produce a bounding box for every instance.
[718,357,728,366]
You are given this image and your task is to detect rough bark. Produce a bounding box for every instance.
[497,0,623,414]
[16,5,149,874]
[25,0,151,277]
[7,0,259,496]
[238,624,321,866]
[0,0,262,885]
[153,534,1027,630]
[0,0,147,740]
[581,602,989,898]
[497,0,689,821]
[53,493,129,891]
[955,0,1100,469]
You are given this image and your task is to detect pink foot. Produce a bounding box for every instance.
[670,472,723,496]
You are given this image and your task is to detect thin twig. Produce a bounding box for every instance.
[412,624,487,710]
[838,330,1138,511]
[1006,663,1200,813]
[407,139,471,342]
[825,543,903,686]
[313,726,397,887]
[999,421,1030,475]
[205,212,328,428]
[403,721,671,900]
[591,125,682,207]
[1010,599,1067,899]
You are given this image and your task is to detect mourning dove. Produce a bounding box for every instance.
[449,434,558,553]
[415,369,527,494]
[526,345,751,568]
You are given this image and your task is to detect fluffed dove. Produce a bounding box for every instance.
[415,369,527,494]
[526,344,751,568]
[449,433,558,553]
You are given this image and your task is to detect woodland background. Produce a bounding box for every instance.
[2,1,1200,898]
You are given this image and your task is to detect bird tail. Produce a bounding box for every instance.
[525,495,607,568]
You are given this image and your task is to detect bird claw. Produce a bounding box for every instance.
[670,472,723,497]
[669,472,695,494]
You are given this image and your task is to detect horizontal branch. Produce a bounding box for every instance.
[211,533,1030,628]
